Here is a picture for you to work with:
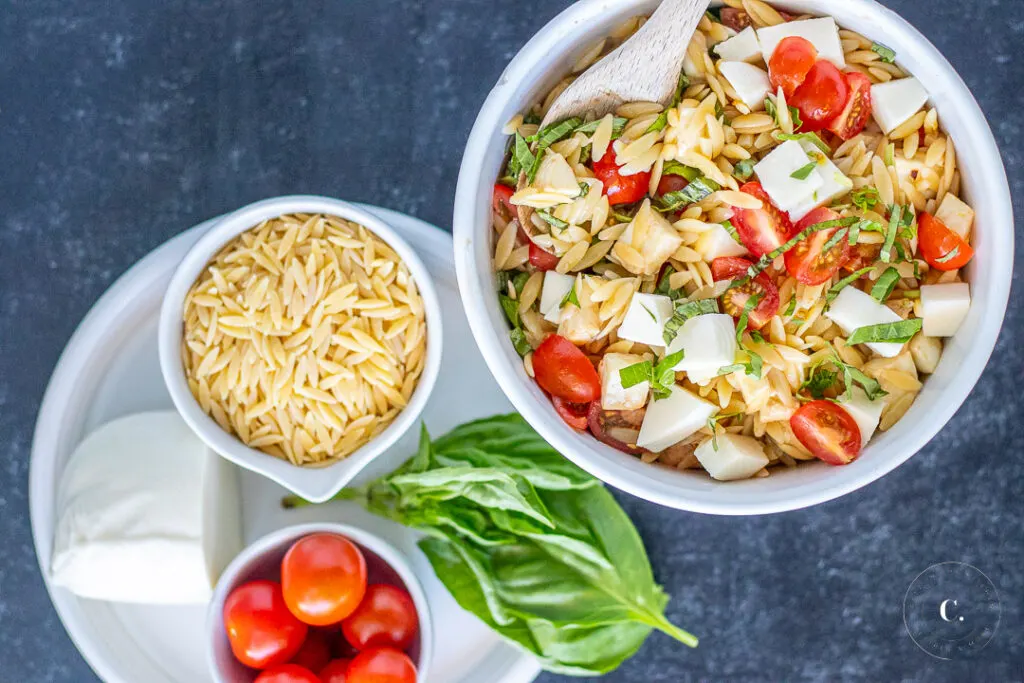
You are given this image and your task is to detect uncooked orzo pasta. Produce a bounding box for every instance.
[182,213,427,466]
[490,3,974,482]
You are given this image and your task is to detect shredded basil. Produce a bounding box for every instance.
[822,227,849,253]
[657,175,720,211]
[619,350,685,399]
[881,204,903,263]
[742,217,859,282]
[799,365,839,399]
[646,110,669,134]
[619,360,653,389]
[663,298,719,345]
[789,105,803,131]
[799,351,887,402]
[498,294,520,327]
[721,219,742,244]
[847,318,923,345]
[871,41,897,64]
[573,117,628,136]
[640,302,658,322]
[705,412,740,451]
[495,270,511,294]
[852,187,880,211]
[871,267,901,303]
[773,131,831,155]
[735,292,763,343]
[537,210,568,229]
[844,364,887,401]
[744,348,764,379]
[512,271,530,295]
[826,267,873,304]
[560,281,580,309]
[790,161,817,180]
[509,327,532,356]
[662,161,701,181]
[717,363,745,376]
[733,158,755,181]
[784,298,797,317]
[656,265,680,299]
[512,133,535,181]
[529,117,583,147]
[935,246,961,264]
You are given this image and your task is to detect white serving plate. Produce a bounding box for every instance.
[29,205,542,683]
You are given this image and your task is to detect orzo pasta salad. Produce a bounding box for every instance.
[491,2,974,481]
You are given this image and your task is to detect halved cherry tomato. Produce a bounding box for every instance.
[282,534,368,627]
[492,183,516,220]
[784,207,851,285]
[732,182,795,257]
[528,241,561,271]
[224,580,308,669]
[532,335,601,404]
[790,400,862,465]
[587,403,646,455]
[711,257,780,330]
[553,397,590,430]
[769,36,817,98]
[255,664,322,683]
[789,61,848,132]
[827,72,872,140]
[291,629,333,673]
[657,173,689,196]
[719,7,751,31]
[842,242,881,272]
[347,648,417,683]
[320,659,352,683]
[593,148,651,205]
[341,584,419,652]
[918,211,974,270]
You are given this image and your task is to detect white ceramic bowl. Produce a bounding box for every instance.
[453,0,1014,515]
[159,195,443,503]
[207,523,433,682]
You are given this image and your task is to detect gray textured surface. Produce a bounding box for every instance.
[1,1,1022,681]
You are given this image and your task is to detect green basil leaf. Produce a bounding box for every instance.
[847,318,923,345]
[789,105,803,131]
[871,267,901,303]
[663,298,720,345]
[799,365,839,399]
[537,211,568,229]
[645,110,669,134]
[732,158,755,181]
[509,327,532,356]
[871,41,897,63]
[852,187,880,211]
[735,292,763,342]
[822,227,849,253]
[744,348,764,379]
[936,246,961,264]
[561,281,580,309]
[657,175,720,211]
[790,161,817,180]
[881,204,902,263]
[661,160,701,181]
[496,270,511,294]
[499,293,520,327]
[784,298,797,317]
[573,117,628,136]
[513,133,535,180]
[721,219,742,244]
[716,363,745,376]
[845,365,888,401]
[619,361,653,389]
[656,265,680,298]
[773,131,831,155]
[512,271,530,295]
[826,267,874,304]
[743,216,859,281]
[531,117,584,147]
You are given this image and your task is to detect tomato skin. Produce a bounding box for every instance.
[918,212,974,270]
[769,36,818,98]
[552,397,590,430]
[784,208,851,285]
[710,256,752,282]
[282,534,368,627]
[224,580,308,669]
[320,659,352,683]
[346,648,417,683]
[341,584,419,652]
[532,335,601,404]
[790,400,862,465]
[255,664,322,683]
[789,61,848,132]
[842,242,881,272]
[492,183,516,220]
[827,72,872,140]
[528,241,561,271]
[592,148,651,205]
[732,182,795,257]
[291,629,333,674]
[711,257,780,330]
[657,173,689,196]
[586,403,646,455]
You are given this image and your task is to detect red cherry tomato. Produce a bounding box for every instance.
[656,173,689,196]
[918,212,974,270]
[528,241,561,271]
[783,208,851,285]
[552,396,590,430]
[341,584,419,652]
[790,400,862,465]
[827,72,873,140]
[732,182,795,257]
[769,36,818,98]
[711,257,780,331]
[291,630,333,674]
[531,335,601,403]
[320,659,352,683]
[224,580,308,669]
[255,664,322,683]
[789,61,848,132]
[842,242,882,272]
[346,648,417,683]
[592,148,651,205]
[492,183,516,220]
[282,534,368,627]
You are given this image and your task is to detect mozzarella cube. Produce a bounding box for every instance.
[695,433,770,481]
[539,271,576,324]
[714,27,762,63]
[757,17,846,68]
[618,293,673,347]
[718,62,772,111]
[666,314,737,384]
[617,201,683,275]
[636,384,717,453]
[825,286,906,357]
[695,223,749,261]
[786,141,854,221]
[935,194,975,239]
[753,140,823,214]
[920,283,970,337]
[599,353,650,411]
[870,78,928,135]
[839,387,886,445]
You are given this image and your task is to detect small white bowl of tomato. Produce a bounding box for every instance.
[208,523,432,683]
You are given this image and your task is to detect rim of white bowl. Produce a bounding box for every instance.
[158,195,443,504]
[206,522,433,680]
[453,0,1014,515]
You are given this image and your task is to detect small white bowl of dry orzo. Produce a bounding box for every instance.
[159,196,442,503]
[453,0,1013,514]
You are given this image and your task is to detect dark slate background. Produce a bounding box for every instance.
[2,0,1022,681]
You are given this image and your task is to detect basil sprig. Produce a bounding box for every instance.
[847,318,923,345]
[799,351,887,402]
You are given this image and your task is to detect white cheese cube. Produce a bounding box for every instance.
[618,293,673,347]
[694,223,749,261]
[718,62,772,111]
[539,271,576,324]
[934,194,975,239]
[753,140,823,214]
[714,27,762,63]
[636,384,718,453]
[786,140,854,221]
[600,353,650,411]
[617,200,684,275]
[839,387,886,445]
[666,314,737,384]
[757,17,846,68]
[870,78,928,135]
[920,283,970,337]
[825,286,906,358]
[695,433,770,481]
